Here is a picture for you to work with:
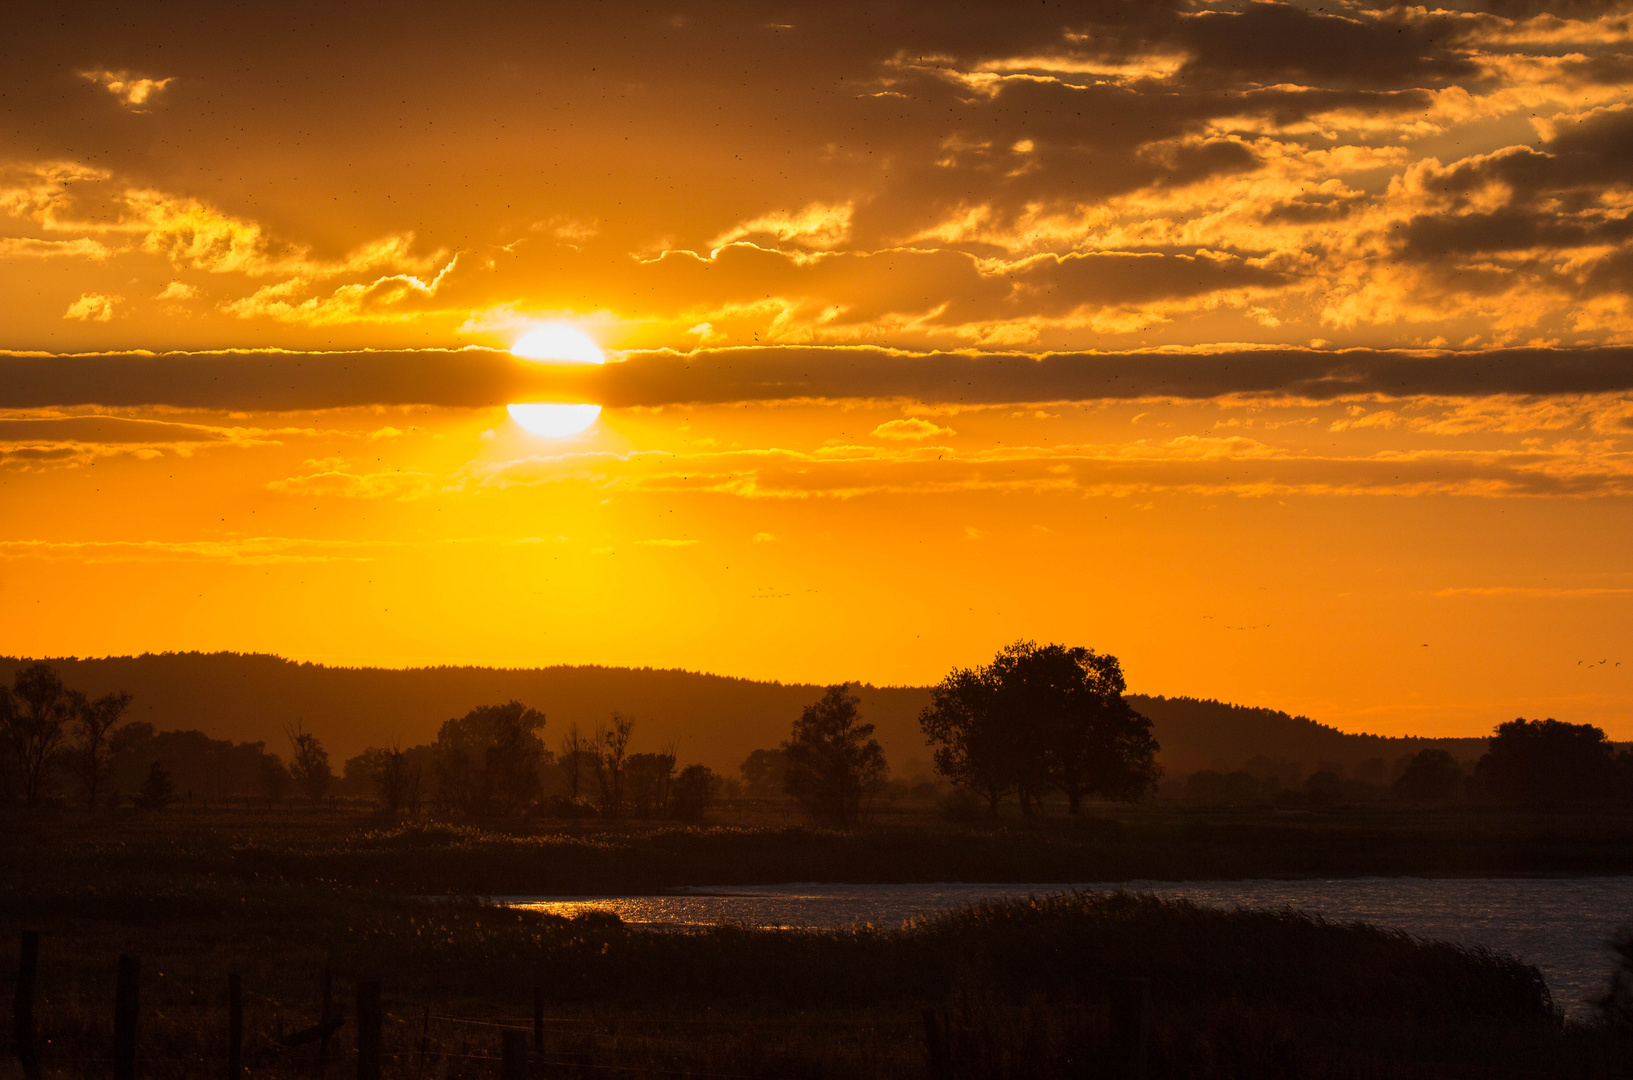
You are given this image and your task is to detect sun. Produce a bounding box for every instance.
[510,323,605,364]
[507,403,602,438]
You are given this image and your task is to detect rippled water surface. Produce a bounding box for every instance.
[513,877,1633,1016]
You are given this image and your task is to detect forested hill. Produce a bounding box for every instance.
[0,653,1487,779]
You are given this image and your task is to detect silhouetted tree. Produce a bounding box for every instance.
[559,722,590,799]
[625,750,677,817]
[70,690,132,807]
[1392,748,1463,803]
[996,643,1159,811]
[363,746,422,815]
[432,701,547,815]
[919,667,1015,814]
[592,713,635,817]
[921,641,1159,815]
[739,748,787,799]
[1469,717,1617,806]
[4,663,79,806]
[670,764,716,821]
[782,685,887,826]
[136,760,177,809]
[284,720,333,802]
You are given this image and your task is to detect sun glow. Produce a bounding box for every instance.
[510,323,605,364]
[507,402,602,437]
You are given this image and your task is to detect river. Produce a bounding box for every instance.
[511,877,1633,1017]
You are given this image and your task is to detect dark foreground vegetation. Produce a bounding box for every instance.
[7,811,1633,1077]
[6,865,1629,1079]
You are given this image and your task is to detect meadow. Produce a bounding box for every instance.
[5,804,1633,1078]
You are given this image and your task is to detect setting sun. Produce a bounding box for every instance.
[506,402,602,437]
[510,323,605,364]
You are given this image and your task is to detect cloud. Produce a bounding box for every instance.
[63,294,119,321]
[0,237,110,259]
[156,281,196,301]
[873,417,954,440]
[9,344,1633,410]
[711,203,854,249]
[266,468,435,500]
[466,435,1633,502]
[79,69,174,110]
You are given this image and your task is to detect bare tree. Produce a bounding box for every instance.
[592,713,635,817]
[559,722,589,800]
[4,663,79,807]
[283,719,332,802]
[72,691,133,807]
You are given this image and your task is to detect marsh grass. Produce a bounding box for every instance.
[5,810,1633,1078]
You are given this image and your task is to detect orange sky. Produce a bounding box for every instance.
[2,0,1631,737]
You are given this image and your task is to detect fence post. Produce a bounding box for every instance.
[12,930,39,1080]
[533,984,544,1058]
[318,968,334,1077]
[356,981,381,1080]
[501,1029,527,1080]
[1109,977,1151,1080]
[228,972,243,1079]
[114,955,140,1080]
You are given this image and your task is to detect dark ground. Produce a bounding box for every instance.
[4,804,1633,1078]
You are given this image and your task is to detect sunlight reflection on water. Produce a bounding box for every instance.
[511,877,1633,1017]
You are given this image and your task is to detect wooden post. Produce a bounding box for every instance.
[355,981,381,1080]
[500,1029,527,1080]
[228,972,243,1079]
[1109,977,1151,1080]
[922,1007,949,1080]
[532,984,544,1057]
[12,930,40,1080]
[113,955,139,1080]
[317,968,334,1076]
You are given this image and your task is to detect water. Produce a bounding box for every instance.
[511,877,1633,1017]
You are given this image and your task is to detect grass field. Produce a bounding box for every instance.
[4,805,1633,1078]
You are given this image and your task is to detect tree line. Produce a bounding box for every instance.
[1183,717,1633,807]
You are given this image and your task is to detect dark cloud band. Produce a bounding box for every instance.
[3,346,1632,410]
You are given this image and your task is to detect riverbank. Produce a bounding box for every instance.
[10,802,1633,894]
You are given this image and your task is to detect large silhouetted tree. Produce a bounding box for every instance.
[995,642,1159,812]
[1470,718,1617,806]
[782,685,887,826]
[432,701,547,815]
[920,641,1159,815]
[4,663,79,806]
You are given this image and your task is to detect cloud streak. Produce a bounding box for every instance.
[6,345,1633,410]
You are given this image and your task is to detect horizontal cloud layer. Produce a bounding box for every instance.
[6,346,1633,409]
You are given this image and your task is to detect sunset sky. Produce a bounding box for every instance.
[2,0,1631,737]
